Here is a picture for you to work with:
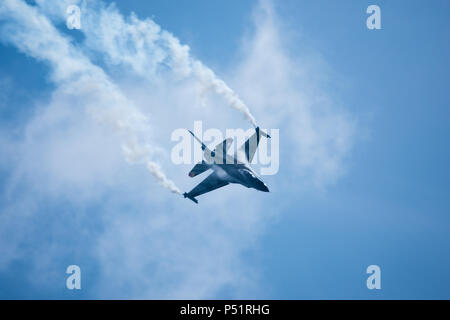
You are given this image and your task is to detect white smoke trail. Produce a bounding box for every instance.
[147,162,181,195]
[38,0,258,126]
[0,0,181,195]
[191,61,257,126]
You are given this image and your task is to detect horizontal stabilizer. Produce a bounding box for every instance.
[188,129,216,163]
[189,161,210,177]
[188,130,207,151]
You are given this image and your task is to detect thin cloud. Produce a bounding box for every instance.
[0,0,180,194]
[233,0,356,187]
[0,0,356,299]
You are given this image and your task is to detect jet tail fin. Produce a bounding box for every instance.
[183,192,198,204]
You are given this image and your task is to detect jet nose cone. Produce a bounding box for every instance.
[258,183,269,192]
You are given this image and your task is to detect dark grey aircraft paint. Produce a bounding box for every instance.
[183,127,270,204]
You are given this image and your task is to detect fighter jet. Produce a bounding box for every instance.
[183,127,270,204]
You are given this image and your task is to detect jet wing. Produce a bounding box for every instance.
[237,127,270,164]
[213,138,235,164]
[184,172,229,203]
[188,161,210,177]
[215,138,233,154]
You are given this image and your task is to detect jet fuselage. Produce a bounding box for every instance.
[183,127,271,204]
[212,163,269,192]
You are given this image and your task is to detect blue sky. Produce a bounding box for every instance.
[0,0,449,299]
